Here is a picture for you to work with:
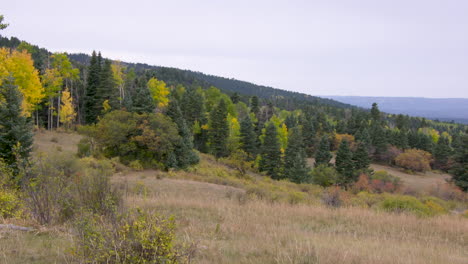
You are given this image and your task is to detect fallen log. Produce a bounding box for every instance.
[0,224,34,231]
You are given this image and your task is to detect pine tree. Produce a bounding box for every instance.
[433,136,451,171]
[240,115,258,160]
[259,122,283,180]
[335,140,356,186]
[209,99,229,158]
[84,51,101,123]
[132,85,155,114]
[450,133,468,191]
[166,99,199,168]
[0,77,33,176]
[370,121,387,159]
[355,127,371,150]
[371,102,381,122]
[315,135,332,166]
[284,127,309,183]
[230,92,240,104]
[181,87,206,127]
[353,142,370,171]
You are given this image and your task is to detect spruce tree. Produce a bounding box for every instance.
[259,122,283,180]
[370,102,381,122]
[96,59,119,112]
[166,99,199,168]
[301,115,316,157]
[370,121,387,159]
[450,133,468,191]
[0,78,33,176]
[250,96,260,115]
[240,115,258,160]
[84,51,101,123]
[433,136,451,171]
[353,142,370,171]
[335,140,356,186]
[132,85,155,114]
[355,127,371,150]
[314,135,332,166]
[284,127,309,183]
[209,99,229,158]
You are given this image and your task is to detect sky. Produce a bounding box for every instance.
[2,0,468,98]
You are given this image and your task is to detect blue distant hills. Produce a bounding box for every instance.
[323,96,468,124]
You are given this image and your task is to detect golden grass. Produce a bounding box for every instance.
[117,174,468,264]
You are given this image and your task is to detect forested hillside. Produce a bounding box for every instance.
[1,24,468,263]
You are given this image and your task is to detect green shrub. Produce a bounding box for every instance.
[129,160,144,171]
[310,164,338,187]
[379,195,432,217]
[77,138,92,157]
[0,188,23,218]
[73,209,193,264]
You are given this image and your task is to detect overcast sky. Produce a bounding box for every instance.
[2,0,468,98]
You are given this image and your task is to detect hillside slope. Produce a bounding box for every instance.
[325,96,468,124]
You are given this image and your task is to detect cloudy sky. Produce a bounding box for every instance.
[2,0,467,98]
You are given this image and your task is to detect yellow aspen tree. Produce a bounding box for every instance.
[59,88,76,130]
[41,68,63,130]
[147,77,170,109]
[0,48,44,115]
[111,61,125,105]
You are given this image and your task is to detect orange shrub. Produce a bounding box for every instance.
[395,149,433,172]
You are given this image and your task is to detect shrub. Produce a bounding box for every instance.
[73,209,194,264]
[321,186,343,207]
[24,154,120,225]
[352,191,384,208]
[77,138,92,157]
[395,149,433,172]
[379,195,432,217]
[310,164,338,187]
[129,160,144,171]
[0,188,23,218]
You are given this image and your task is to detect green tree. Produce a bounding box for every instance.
[132,85,155,114]
[84,51,101,123]
[284,127,309,183]
[433,135,451,171]
[301,115,316,157]
[315,135,332,166]
[97,59,119,112]
[335,140,356,186]
[166,99,199,168]
[0,77,33,177]
[371,102,381,122]
[353,142,370,171]
[209,99,229,158]
[370,121,387,159]
[0,15,8,30]
[310,164,338,187]
[450,133,468,191]
[239,115,258,160]
[259,122,283,180]
[250,96,260,115]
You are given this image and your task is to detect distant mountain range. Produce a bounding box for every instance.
[323,96,468,124]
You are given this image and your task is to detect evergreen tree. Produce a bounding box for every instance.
[96,59,119,112]
[301,115,316,157]
[239,115,258,160]
[84,51,101,123]
[0,78,33,176]
[433,135,451,171]
[371,102,381,122]
[355,127,371,150]
[335,140,356,186]
[353,142,370,171]
[284,127,309,183]
[230,92,240,104]
[370,122,387,159]
[315,135,332,166]
[209,99,229,158]
[132,85,155,114]
[450,133,468,191]
[181,87,206,127]
[166,99,199,168]
[250,96,260,115]
[259,122,283,180]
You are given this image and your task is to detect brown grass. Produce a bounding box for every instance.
[119,174,468,264]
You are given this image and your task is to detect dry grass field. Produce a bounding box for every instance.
[0,131,466,263]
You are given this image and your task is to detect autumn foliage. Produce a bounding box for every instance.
[395,149,433,172]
